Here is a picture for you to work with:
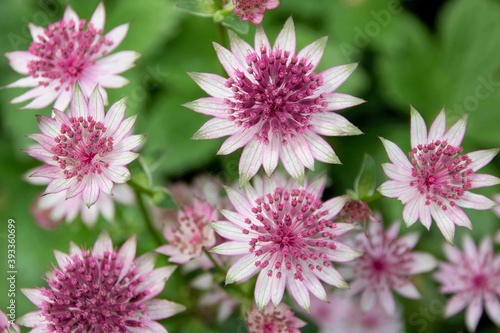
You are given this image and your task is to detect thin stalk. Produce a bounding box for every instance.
[134,188,163,246]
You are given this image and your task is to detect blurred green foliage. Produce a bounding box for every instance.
[0,0,499,332]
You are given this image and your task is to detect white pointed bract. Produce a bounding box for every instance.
[25,85,144,207]
[0,309,20,333]
[378,107,500,243]
[186,18,363,184]
[4,3,139,110]
[434,235,500,332]
[210,173,361,311]
[17,232,185,333]
[342,222,437,315]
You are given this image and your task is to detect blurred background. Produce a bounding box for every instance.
[1,0,499,332]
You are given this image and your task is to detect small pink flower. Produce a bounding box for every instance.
[185,18,363,185]
[342,221,436,314]
[310,293,403,333]
[338,199,377,225]
[434,235,500,332]
[210,173,361,311]
[246,303,306,333]
[379,107,500,243]
[0,309,20,333]
[30,184,134,229]
[232,0,280,24]
[157,198,218,264]
[25,85,144,207]
[17,231,185,333]
[4,3,139,110]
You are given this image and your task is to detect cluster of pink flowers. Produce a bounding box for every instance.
[3,1,500,333]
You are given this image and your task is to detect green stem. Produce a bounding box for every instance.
[216,22,228,48]
[134,188,163,246]
[203,248,225,274]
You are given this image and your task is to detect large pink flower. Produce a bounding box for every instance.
[25,85,143,207]
[4,3,139,110]
[17,231,185,333]
[379,107,500,243]
[246,303,306,333]
[210,173,361,311]
[342,221,437,314]
[434,235,500,332]
[232,0,280,24]
[185,18,363,185]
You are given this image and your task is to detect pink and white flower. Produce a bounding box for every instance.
[379,107,500,243]
[232,0,280,25]
[18,231,185,333]
[342,221,437,314]
[30,184,134,229]
[4,3,139,110]
[246,303,306,333]
[185,18,363,185]
[25,85,144,207]
[157,198,218,264]
[0,309,20,333]
[493,194,500,218]
[310,292,403,333]
[210,173,361,311]
[434,235,500,332]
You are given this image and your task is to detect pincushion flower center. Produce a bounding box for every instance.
[409,140,473,211]
[27,20,113,91]
[52,116,113,181]
[225,47,328,145]
[41,251,148,332]
[372,259,385,272]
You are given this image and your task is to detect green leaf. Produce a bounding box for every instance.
[175,0,216,17]
[151,187,177,209]
[221,13,249,35]
[353,154,377,200]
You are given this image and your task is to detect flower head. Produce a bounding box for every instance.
[4,3,139,110]
[342,221,436,314]
[246,303,306,333]
[157,198,218,264]
[378,107,500,243]
[18,232,185,333]
[338,199,376,225]
[185,18,363,185]
[310,293,403,333]
[0,309,20,333]
[210,173,361,311]
[434,235,500,332]
[232,0,280,24]
[25,85,144,207]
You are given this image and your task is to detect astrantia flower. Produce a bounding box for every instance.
[378,107,500,243]
[4,3,139,110]
[185,18,363,185]
[338,199,376,225]
[30,184,134,229]
[0,309,20,333]
[210,173,361,311]
[25,85,144,207]
[342,221,436,314]
[18,232,185,333]
[246,303,306,333]
[232,0,280,25]
[157,198,217,264]
[310,293,403,333]
[434,235,500,332]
